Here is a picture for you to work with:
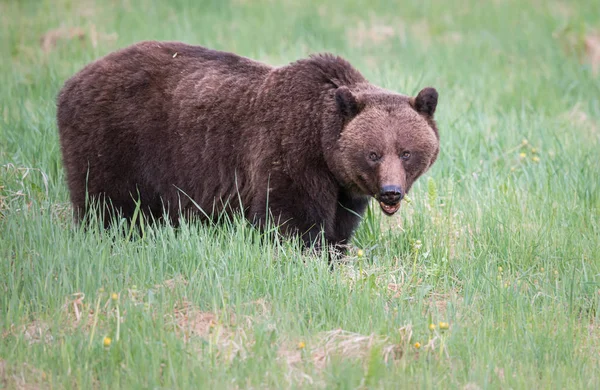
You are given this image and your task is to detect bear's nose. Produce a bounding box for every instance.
[379,185,403,204]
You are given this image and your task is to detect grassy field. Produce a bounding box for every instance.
[1,0,600,388]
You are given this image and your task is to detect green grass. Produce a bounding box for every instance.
[1,0,600,388]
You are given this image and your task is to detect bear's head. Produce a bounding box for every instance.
[331,86,440,215]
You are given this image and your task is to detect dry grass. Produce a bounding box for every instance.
[0,164,49,218]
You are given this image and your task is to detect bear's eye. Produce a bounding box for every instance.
[401,151,411,161]
[368,152,380,162]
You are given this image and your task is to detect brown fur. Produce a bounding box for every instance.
[57,40,440,254]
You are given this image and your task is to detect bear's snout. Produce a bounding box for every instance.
[378,185,403,215]
[379,185,403,205]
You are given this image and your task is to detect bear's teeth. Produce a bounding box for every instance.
[380,202,400,215]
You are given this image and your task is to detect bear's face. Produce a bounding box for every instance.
[333,87,439,215]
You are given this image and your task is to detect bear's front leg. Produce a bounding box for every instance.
[330,193,370,256]
[296,224,345,265]
[249,186,338,256]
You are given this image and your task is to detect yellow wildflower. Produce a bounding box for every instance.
[103,336,112,347]
[414,342,421,349]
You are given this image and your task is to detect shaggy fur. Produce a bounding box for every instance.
[57,40,440,254]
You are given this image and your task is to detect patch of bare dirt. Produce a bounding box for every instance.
[554,27,600,77]
[172,299,229,340]
[62,292,94,329]
[155,275,188,291]
[345,14,406,48]
[2,320,54,346]
[581,316,600,364]
[549,1,574,19]
[40,26,86,53]
[0,186,7,219]
[167,299,249,361]
[166,298,416,377]
[22,321,52,345]
[347,17,463,49]
[410,19,431,47]
[561,104,599,142]
[40,24,117,54]
[0,359,48,389]
[584,32,600,76]
[50,202,73,225]
[280,326,412,375]
[440,31,463,45]
[426,292,453,317]
[347,21,399,47]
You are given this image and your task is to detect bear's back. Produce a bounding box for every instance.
[56,41,273,223]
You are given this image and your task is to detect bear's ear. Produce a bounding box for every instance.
[335,86,363,118]
[410,87,438,117]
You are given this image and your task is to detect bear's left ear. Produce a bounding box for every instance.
[410,87,438,117]
[335,86,363,118]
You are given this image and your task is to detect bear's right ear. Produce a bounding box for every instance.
[335,86,363,118]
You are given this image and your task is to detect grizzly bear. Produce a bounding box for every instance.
[57,40,440,254]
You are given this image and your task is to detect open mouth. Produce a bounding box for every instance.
[379,201,401,216]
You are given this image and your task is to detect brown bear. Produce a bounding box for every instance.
[57,40,440,254]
